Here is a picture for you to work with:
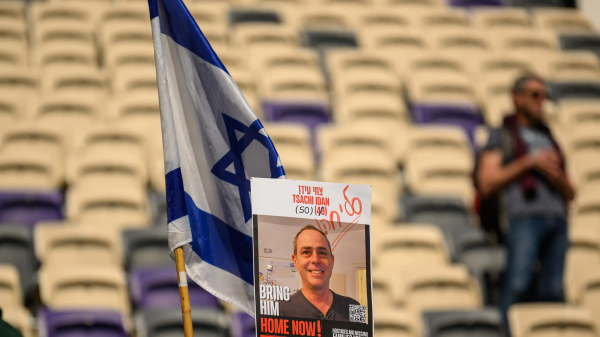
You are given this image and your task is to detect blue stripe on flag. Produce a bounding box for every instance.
[165,168,254,285]
[148,0,228,75]
[185,194,254,285]
[165,168,187,223]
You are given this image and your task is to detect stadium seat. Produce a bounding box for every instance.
[402,266,482,313]
[402,195,473,253]
[0,152,62,189]
[251,47,320,76]
[113,67,158,96]
[569,271,600,327]
[0,2,24,25]
[430,30,491,63]
[99,3,150,27]
[138,308,229,337]
[123,228,172,271]
[0,191,64,228]
[354,8,413,29]
[373,309,420,337]
[0,21,27,51]
[407,125,472,161]
[100,21,153,52]
[0,125,64,157]
[559,99,600,130]
[67,183,149,229]
[104,45,155,74]
[547,81,600,101]
[38,308,129,337]
[0,264,22,309]
[31,93,104,129]
[543,52,600,82]
[109,92,161,134]
[264,122,315,180]
[492,30,559,54]
[454,232,506,305]
[335,93,407,125]
[284,7,353,30]
[0,69,38,102]
[410,103,484,148]
[41,68,107,101]
[0,226,35,302]
[471,8,530,32]
[33,21,94,49]
[477,71,521,104]
[422,309,505,337]
[475,54,533,80]
[231,312,255,337]
[259,68,328,101]
[130,268,220,310]
[508,303,599,337]
[418,8,469,30]
[332,70,402,101]
[406,52,467,79]
[0,42,27,69]
[262,101,330,134]
[30,2,94,26]
[300,29,358,50]
[408,73,477,104]
[322,148,400,211]
[373,225,449,270]
[559,35,600,61]
[318,123,393,158]
[35,225,121,271]
[359,27,429,56]
[233,24,297,51]
[532,8,595,34]
[40,266,130,314]
[565,227,600,302]
[0,94,25,127]
[326,49,396,80]
[74,124,147,157]
[372,270,397,308]
[229,8,281,26]
[36,41,97,70]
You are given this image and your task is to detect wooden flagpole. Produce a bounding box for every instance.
[175,246,194,337]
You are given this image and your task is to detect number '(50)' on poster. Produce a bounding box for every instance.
[251,178,373,337]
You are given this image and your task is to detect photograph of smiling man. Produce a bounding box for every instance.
[279,225,361,321]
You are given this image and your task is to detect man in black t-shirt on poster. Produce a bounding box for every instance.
[279,225,361,322]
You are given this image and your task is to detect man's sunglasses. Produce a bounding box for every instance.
[527,91,547,99]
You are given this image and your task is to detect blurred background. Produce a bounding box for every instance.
[0,0,600,336]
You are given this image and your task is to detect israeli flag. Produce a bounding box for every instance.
[149,0,285,315]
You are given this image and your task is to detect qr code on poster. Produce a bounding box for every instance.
[349,304,367,323]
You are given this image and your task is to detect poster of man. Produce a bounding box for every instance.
[251,178,373,337]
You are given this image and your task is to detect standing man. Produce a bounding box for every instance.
[476,74,575,324]
[279,225,361,321]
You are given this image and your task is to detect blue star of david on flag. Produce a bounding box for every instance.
[211,114,285,222]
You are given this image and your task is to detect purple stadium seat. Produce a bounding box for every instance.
[411,103,484,149]
[447,0,503,7]
[130,268,220,310]
[0,191,63,228]
[38,309,128,337]
[231,312,255,337]
[262,101,330,133]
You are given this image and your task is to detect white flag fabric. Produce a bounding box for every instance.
[149,0,286,315]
